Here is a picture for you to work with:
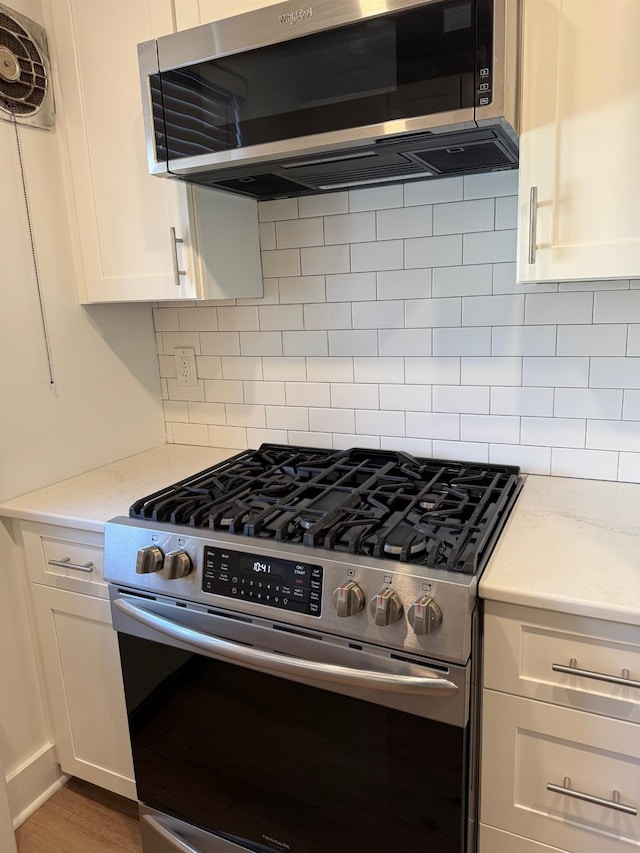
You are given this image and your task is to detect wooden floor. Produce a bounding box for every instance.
[15,778,142,853]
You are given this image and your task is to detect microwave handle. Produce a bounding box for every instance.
[114,598,458,697]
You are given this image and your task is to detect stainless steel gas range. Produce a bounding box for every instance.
[104,444,522,853]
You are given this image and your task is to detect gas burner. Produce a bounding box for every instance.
[129,444,523,575]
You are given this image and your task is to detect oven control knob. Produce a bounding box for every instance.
[161,549,192,580]
[370,588,403,626]
[332,581,365,617]
[408,596,443,635]
[135,545,163,574]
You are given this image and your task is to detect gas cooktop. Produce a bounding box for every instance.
[129,444,523,577]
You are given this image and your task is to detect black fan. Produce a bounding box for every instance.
[0,3,54,128]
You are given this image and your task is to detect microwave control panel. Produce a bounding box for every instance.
[202,546,322,617]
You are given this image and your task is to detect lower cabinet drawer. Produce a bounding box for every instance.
[481,691,640,853]
[21,522,107,597]
[480,824,568,852]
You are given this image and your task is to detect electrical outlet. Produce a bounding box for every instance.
[174,347,198,387]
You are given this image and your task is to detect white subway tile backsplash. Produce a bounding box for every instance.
[261,249,301,278]
[405,235,462,269]
[282,331,328,357]
[325,212,376,245]
[590,357,640,388]
[380,384,431,412]
[551,447,619,480]
[377,206,432,240]
[555,388,623,420]
[276,217,324,249]
[406,412,459,440]
[354,357,403,383]
[434,199,494,235]
[307,358,354,383]
[304,302,352,330]
[187,402,226,425]
[491,386,554,416]
[406,297,461,328]
[298,192,348,218]
[262,357,306,381]
[379,328,432,357]
[240,332,282,357]
[154,171,637,482]
[586,420,640,453]
[279,276,326,304]
[243,381,286,406]
[326,272,376,302]
[352,240,404,272]
[432,264,492,297]
[433,385,489,414]
[286,382,331,407]
[404,177,463,206]
[432,327,491,356]
[265,406,309,431]
[463,229,517,265]
[491,326,556,357]
[405,357,460,385]
[461,414,519,444]
[623,390,640,420]
[464,170,518,198]
[523,357,589,388]
[349,184,403,211]
[490,444,551,475]
[520,417,586,449]
[378,269,432,300]
[310,407,354,433]
[331,383,379,409]
[329,330,378,356]
[462,357,522,386]
[462,294,524,327]
[301,245,350,275]
[258,198,298,222]
[525,291,593,325]
[356,409,404,436]
[593,290,640,323]
[353,300,404,329]
[259,305,303,331]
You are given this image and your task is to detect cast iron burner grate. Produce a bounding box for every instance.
[129,444,523,574]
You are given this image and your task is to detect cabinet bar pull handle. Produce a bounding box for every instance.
[528,185,538,265]
[48,556,94,573]
[552,658,640,689]
[170,226,186,287]
[547,777,637,816]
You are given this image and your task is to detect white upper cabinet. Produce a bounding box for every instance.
[48,0,262,303]
[174,0,284,30]
[517,0,640,283]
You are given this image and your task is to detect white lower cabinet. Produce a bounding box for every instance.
[480,602,640,853]
[16,522,136,800]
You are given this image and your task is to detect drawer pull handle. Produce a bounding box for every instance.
[552,658,640,689]
[170,226,186,287]
[547,777,637,816]
[48,556,94,574]
[528,185,538,265]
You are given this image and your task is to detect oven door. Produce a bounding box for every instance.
[111,589,476,853]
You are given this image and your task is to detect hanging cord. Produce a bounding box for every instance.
[11,113,55,385]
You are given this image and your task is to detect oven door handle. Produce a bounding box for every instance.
[141,814,199,853]
[114,598,459,697]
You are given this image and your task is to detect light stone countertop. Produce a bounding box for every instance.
[1,446,638,625]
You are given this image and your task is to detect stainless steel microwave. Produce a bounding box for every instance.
[138,0,520,199]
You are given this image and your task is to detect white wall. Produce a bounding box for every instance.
[154,171,640,484]
[0,0,166,827]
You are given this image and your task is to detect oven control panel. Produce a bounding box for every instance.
[202,546,323,617]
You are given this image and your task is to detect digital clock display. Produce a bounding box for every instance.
[202,546,322,617]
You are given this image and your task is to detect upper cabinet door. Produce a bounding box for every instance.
[517,0,640,283]
[174,0,284,30]
[49,0,262,303]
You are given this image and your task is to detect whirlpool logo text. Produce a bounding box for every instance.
[279,7,312,25]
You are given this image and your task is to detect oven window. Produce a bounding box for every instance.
[153,0,482,162]
[119,633,466,853]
